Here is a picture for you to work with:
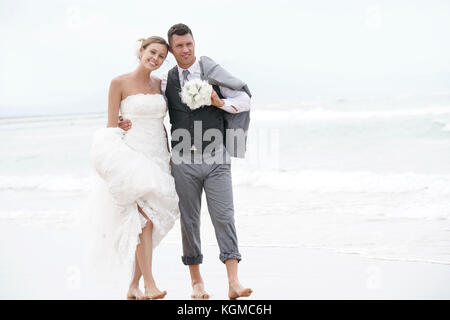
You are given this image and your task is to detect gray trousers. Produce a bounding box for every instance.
[171,161,241,265]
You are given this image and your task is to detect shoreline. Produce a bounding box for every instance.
[165,242,450,267]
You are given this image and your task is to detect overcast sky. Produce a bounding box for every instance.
[1,0,450,115]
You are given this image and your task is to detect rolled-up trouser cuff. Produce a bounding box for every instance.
[220,252,242,264]
[182,254,203,265]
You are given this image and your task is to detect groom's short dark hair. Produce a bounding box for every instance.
[168,23,193,44]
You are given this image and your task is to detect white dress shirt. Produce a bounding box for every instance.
[160,58,251,113]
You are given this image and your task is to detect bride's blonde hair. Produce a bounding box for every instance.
[136,36,169,59]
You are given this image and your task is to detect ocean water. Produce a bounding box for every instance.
[1,97,450,264]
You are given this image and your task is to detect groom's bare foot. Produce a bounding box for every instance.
[228,280,253,300]
[126,286,144,300]
[191,281,210,300]
[141,284,167,300]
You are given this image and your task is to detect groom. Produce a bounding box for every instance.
[121,23,252,299]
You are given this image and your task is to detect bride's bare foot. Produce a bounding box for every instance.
[126,286,144,300]
[228,280,253,300]
[141,283,167,300]
[191,281,210,300]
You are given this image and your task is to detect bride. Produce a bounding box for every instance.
[85,36,180,300]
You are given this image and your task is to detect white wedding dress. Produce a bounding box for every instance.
[83,93,180,281]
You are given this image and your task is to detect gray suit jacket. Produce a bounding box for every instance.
[198,56,251,158]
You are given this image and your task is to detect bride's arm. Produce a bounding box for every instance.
[163,124,172,166]
[107,78,122,128]
[163,125,170,153]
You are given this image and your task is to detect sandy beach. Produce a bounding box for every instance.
[1,221,449,300]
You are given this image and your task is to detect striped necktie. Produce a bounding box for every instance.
[182,69,189,87]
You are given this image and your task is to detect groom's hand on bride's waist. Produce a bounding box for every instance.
[118,116,132,131]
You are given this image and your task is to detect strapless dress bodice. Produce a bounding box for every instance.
[120,93,167,119]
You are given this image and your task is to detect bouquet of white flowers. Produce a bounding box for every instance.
[181,79,213,110]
